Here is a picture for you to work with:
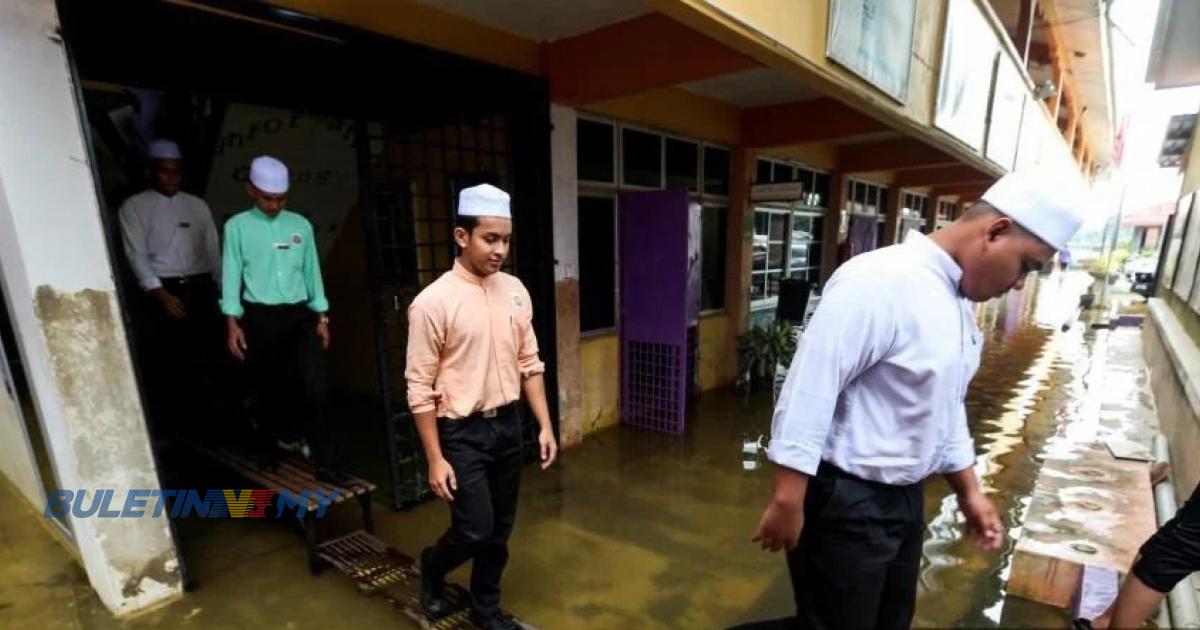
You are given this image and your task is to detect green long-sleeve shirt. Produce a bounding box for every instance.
[220,208,328,317]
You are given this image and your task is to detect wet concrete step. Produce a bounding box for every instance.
[1008,329,1159,609]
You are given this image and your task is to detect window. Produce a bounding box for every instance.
[577,119,615,183]
[578,196,617,332]
[752,208,789,302]
[665,138,699,192]
[846,179,887,216]
[701,206,728,310]
[789,213,824,284]
[703,146,730,196]
[622,128,662,187]
[756,159,773,184]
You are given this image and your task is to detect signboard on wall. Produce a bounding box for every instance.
[934,0,999,151]
[1173,191,1200,303]
[205,104,359,259]
[986,56,1026,171]
[826,0,917,103]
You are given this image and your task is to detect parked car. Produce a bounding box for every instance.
[1124,255,1158,298]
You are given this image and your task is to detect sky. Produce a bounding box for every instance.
[1103,0,1200,224]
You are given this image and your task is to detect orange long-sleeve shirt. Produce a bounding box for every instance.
[405,260,545,419]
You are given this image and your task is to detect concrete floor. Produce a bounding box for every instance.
[0,271,1148,629]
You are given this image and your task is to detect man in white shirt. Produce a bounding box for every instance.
[119,138,221,438]
[749,173,1084,629]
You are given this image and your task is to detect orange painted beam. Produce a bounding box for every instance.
[741,98,889,148]
[894,165,993,188]
[838,138,957,173]
[543,13,759,106]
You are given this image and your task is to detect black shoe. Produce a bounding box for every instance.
[469,610,521,630]
[419,547,450,620]
[1071,619,1094,630]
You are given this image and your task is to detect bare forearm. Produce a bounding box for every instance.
[772,464,810,507]
[521,373,552,432]
[413,409,444,463]
[945,465,982,497]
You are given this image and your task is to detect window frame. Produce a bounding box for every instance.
[577,192,620,337]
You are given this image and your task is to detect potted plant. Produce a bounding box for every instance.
[737,320,798,391]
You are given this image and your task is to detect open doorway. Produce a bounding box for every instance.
[57,0,557,574]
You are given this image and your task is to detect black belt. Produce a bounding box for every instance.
[161,273,211,286]
[469,402,517,420]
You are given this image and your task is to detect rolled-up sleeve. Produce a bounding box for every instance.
[517,287,545,378]
[939,404,976,474]
[405,299,444,414]
[767,273,895,475]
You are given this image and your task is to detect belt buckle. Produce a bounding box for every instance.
[482,408,498,419]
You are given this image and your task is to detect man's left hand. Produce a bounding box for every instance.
[959,490,1004,551]
[316,319,330,350]
[538,428,557,470]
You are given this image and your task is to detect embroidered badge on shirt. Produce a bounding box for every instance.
[292,233,303,245]
[511,293,523,310]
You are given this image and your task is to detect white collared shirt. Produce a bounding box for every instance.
[768,230,982,485]
[118,189,220,291]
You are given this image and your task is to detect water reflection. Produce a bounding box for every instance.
[914,270,1096,627]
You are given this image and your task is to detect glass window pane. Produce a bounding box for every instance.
[665,138,699,192]
[754,211,769,236]
[753,232,767,270]
[752,273,767,301]
[578,196,616,331]
[810,242,823,272]
[701,207,727,310]
[622,128,662,187]
[704,147,730,196]
[577,119,614,183]
[756,159,773,184]
[767,272,782,298]
[769,214,786,241]
[768,243,785,269]
[812,217,825,239]
[815,173,830,206]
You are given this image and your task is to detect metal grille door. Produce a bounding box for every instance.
[619,190,690,434]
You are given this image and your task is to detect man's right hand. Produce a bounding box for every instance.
[150,288,186,319]
[428,458,457,501]
[226,318,247,361]
[752,497,804,552]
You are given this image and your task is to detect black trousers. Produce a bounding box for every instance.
[136,275,223,439]
[241,302,334,469]
[1133,481,1200,593]
[426,406,523,617]
[787,462,925,630]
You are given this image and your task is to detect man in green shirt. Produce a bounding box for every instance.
[220,155,341,482]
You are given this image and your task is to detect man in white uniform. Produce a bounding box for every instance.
[119,138,221,438]
[749,173,1085,629]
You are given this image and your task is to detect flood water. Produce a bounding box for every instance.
[0,271,1111,629]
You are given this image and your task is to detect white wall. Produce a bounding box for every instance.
[0,0,181,616]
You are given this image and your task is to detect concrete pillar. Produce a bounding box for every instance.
[0,0,180,615]
[723,147,754,383]
[549,104,583,448]
[820,172,847,285]
[883,186,904,246]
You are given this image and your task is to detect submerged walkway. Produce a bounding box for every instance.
[0,271,1162,629]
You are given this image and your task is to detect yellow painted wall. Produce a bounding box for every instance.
[582,87,742,146]
[692,0,946,128]
[263,0,541,75]
[698,313,732,391]
[580,333,620,435]
[578,314,734,437]
[763,142,837,171]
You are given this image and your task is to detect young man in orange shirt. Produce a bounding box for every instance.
[405,183,557,630]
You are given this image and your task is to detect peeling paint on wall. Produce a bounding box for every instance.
[33,286,181,610]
